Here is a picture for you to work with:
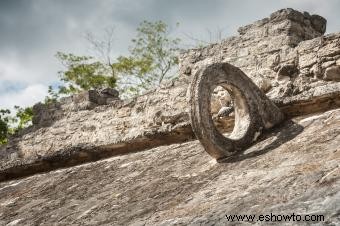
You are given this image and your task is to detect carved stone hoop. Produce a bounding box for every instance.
[189,62,285,160]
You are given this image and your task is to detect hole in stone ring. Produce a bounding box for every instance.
[211,84,251,140]
[190,62,284,160]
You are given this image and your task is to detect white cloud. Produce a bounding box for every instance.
[0,84,48,110]
[0,52,61,86]
[0,55,27,82]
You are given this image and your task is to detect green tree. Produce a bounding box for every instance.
[55,52,117,95]
[116,20,180,96]
[12,106,33,132]
[44,86,60,104]
[54,21,180,97]
[114,56,153,95]
[0,106,33,145]
[0,109,11,145]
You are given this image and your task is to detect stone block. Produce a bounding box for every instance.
[324,65,340,81]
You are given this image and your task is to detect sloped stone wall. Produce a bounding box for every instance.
[1,8,340,181]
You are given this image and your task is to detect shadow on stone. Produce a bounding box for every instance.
[218,119,304,163]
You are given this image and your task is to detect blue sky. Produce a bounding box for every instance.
[0,0,339,110]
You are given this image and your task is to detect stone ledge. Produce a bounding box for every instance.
[1,8,339,182]
[32,88,120,127]
[0,82,339,182]
[237,8,326,41]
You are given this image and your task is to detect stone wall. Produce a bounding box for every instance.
[1,8,340,181]
[179,9,339,99]
[0,108,339,225]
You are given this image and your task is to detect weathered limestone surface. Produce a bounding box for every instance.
[0,82,193,181]
[1,8,340,180]
[0,8,339,225]
[0,109,339,225]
